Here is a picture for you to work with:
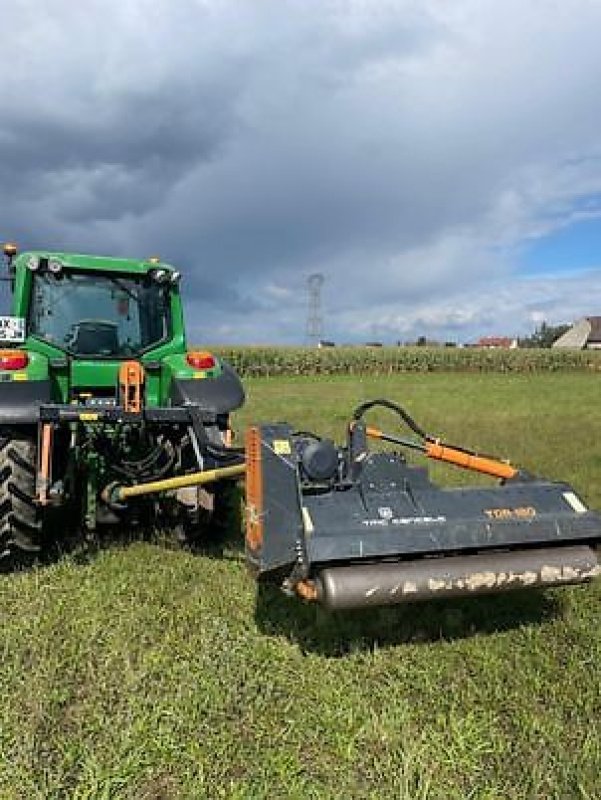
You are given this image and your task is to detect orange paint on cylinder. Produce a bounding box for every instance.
[425,441,517,480]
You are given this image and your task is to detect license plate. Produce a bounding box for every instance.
[0,317,26,342]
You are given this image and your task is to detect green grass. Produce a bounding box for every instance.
[1,373,601,799]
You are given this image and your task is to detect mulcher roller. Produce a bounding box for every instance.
[244,400,601,610]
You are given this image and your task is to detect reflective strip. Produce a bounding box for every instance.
[302,506,314,535]
[563,491,588,514]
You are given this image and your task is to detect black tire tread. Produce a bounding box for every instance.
[0,437,42,564]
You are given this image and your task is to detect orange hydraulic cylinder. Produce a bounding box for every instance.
[425,441,517,480]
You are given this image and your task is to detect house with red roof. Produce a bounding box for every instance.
[476,336,517,349]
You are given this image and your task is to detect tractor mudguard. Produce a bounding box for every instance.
[170,360,245,414]
[0,379,52,425]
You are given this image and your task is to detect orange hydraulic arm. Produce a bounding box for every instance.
[423,440,517,480]
[365,426,518,481]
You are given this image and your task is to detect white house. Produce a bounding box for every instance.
[553,317,601,349]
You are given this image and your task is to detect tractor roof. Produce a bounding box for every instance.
[15,251,176,274]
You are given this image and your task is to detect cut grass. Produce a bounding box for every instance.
[1,372,600,799]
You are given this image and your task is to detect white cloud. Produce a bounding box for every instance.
[2,1,601,341]
[264,283,294,299]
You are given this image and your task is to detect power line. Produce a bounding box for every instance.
[306,273,324,346]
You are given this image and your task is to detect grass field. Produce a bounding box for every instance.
[1,373,600,799]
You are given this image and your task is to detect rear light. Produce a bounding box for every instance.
[0,349,28,370]
[3,242,18,258]
[187,351,216,370]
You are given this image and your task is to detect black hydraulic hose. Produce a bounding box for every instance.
[351,398,429,440]
[122,443,168,473]
[204,443,246,465]
[292,430,322,441]
[117,447,176,481]
[353,398,517,468]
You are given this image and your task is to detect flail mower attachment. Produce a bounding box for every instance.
[245,400,601,610]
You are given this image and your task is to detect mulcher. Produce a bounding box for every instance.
[245,399,601,609]
[0,243,245,566]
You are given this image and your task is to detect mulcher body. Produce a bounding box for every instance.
[245,403,601,610]
[0,245,245,564]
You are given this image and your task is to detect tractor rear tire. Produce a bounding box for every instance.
[0,436,42,568]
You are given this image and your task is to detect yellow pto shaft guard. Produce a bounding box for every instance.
[105,463,245,504]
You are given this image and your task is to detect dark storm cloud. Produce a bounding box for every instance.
[1,62,243,225]
[2,1,601,342]
[0,87,233,180]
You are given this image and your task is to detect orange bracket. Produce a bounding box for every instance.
[295,579,318,602]
[119,361,145,413]
[245,426,264,551]
[37,423,53,505]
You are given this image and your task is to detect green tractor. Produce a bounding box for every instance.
[0,243,245,566]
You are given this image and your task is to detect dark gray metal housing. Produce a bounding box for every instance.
[245,424,601,608]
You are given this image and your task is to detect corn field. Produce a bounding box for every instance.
[211,345,601,376]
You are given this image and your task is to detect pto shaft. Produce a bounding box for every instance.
[106,464,245,504]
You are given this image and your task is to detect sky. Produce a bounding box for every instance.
[2,0,601,345]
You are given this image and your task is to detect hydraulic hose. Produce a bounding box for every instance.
[355,399,518,480]
[352,398,429,439]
